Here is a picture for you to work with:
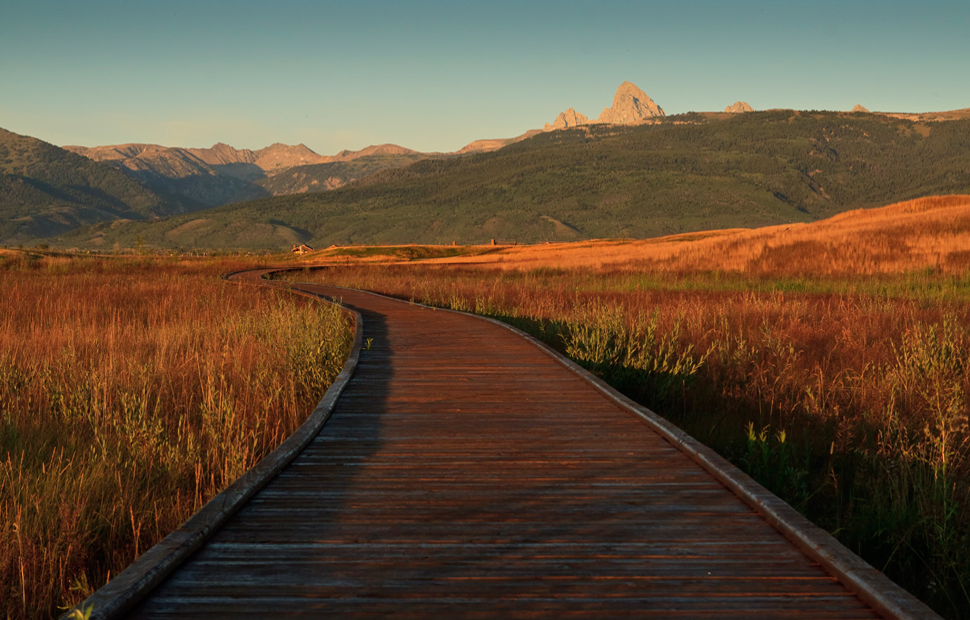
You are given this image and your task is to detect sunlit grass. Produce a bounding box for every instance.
[0,254,353,619]
[396,195,970,278]
[284,196,970,619]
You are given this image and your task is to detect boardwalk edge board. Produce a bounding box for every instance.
[62,272,364,620]
[302,278,938,620]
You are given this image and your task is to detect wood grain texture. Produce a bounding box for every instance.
[126,280,884,619]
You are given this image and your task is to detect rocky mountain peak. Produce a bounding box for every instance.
[331,144,421,161]
[597,81,664,124]
[543,82,664,132]
[851,104,870,113]
[724,101,754,113]
[250,143,328,172]
[543,108,592,131]
[191,143,256,166]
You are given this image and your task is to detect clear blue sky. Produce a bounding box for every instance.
[2,0,968,154]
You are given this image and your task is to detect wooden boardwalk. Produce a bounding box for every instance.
[106,276,923,618]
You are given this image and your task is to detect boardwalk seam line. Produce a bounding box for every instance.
[291,278,938,620]
[62,272,364,620]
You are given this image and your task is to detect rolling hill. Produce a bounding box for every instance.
[401,195,970,276]
[50,109,970,251]
[0,128,193,244]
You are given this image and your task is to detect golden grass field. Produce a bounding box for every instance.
[361,194,970,275]
[1,255,352,619]
[4,195,970,619]
[305,195,970,278]
[289,195,970,618]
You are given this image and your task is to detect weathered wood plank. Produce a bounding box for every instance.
[120,278,910,619]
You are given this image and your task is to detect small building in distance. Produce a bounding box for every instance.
[291,244,314,254]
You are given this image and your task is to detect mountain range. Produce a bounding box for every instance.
[57,127,550,218]
[43,81,691,218]
[48,108,970,250]
[3,81,970,248]
[61,141,432,209]
[39,82,876,213]
[0,127,193,241]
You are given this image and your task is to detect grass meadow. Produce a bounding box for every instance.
[0,253,353,619]
[3,195,967,618]
[288,196,970,618]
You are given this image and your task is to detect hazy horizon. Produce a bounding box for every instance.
[2,0,969,155]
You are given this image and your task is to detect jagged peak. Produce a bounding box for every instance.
[543,82,663,131]
[724,101,754,113]
[597,81,665,124]
[543,108,593,131]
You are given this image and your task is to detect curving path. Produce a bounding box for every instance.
[81,270,934,619]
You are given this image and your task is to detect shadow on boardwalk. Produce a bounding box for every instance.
[123,284,896,618]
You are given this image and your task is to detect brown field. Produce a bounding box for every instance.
[5,195,969,618]
[306,195,970,275]
[288,196,970,618]
[1,254,353,619]
[365,194,970,275]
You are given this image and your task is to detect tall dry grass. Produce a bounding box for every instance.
[1,254,352,619]
[288,258,970,619]
[399,195,970,276]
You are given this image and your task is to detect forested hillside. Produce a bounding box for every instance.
[50,111,970,249]
[0,128,191,243]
